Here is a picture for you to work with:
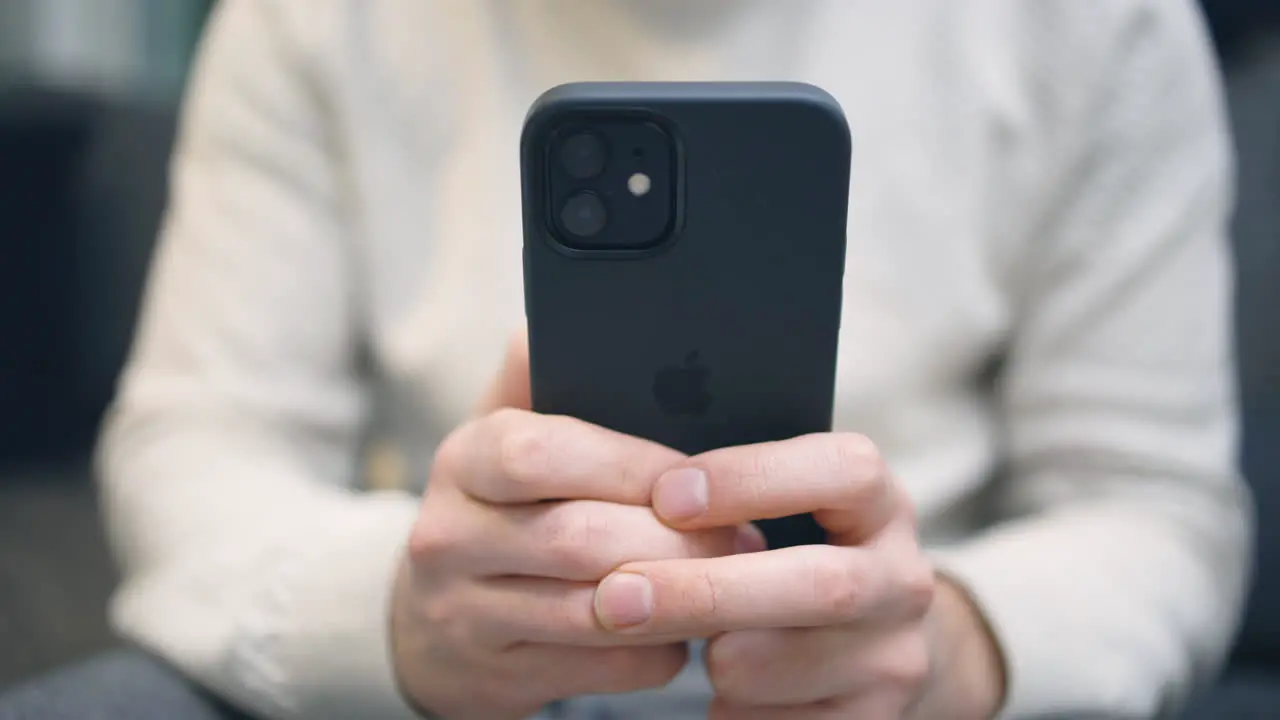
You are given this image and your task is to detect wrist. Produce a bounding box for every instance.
[922,575,1007,720]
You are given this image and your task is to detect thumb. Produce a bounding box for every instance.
[474,327,532,415]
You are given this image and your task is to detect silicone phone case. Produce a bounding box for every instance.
[522,82,851,547]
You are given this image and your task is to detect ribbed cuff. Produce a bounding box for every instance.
[931,523,1126,720]
[277,493,424,720]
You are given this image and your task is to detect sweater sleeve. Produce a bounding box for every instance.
[933,3,1252,718]
[96,2,422,717]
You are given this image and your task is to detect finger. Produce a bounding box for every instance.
[705,627,930,706]
[594,544,934,636]
[707,700,845,720]
[651,433,902,540]
[454,500,748,580]
[465,577,689,647]
[734,522,768,554]
[437,408,684,505]
[708,695,904,720]
[474,328,532,415]
[508,642,689,699]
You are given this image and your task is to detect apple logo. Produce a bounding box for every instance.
[652,351,713,417]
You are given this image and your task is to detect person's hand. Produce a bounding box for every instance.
[389,334,765,720]
[593,434,1007,719]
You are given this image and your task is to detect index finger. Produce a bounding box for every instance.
[593,542,933,636]
[651,433,899,538]
[438,408,685,505]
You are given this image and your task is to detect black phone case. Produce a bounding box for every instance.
[521,82,850,548]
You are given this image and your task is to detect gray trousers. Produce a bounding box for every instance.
[0,648,714,720]
[0,650,255,720]
[4,647,1280,719]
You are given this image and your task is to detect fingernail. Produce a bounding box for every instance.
[595,573,654,629]
[734,524,768,554]
[653,468,708,521]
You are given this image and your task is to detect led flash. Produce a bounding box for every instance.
[627,172,652,197]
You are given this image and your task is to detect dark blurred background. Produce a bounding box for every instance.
[0,0,212,684]
[0,0,1277,710]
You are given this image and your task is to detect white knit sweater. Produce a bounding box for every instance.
[98,1,1250,718]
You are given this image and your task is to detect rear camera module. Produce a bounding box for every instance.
[540,119,676,251]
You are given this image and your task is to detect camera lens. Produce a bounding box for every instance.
[560,192,608,237]
[559,132,607,179]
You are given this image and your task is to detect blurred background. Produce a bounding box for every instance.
[0,0,213,685]
[0,0,1277,710]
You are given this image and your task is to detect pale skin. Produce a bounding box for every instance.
[392,333,1006,719]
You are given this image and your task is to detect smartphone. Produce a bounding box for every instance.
[520,82,851,548]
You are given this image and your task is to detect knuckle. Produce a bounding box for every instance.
[444,617,485,650]
[487,405,528,427]
[705,633,770,701]
[689,566,722,622]
[811,553,869,620]
[730,447,769,483]
[617,447,678,502]
[875,634,932,693]
[406,520,456,568]
[833,433,891,491]
[539,505,610,575]
[833,432,883,472]
[430,424,473,481]
[497,418,554,486]
[427,594,498,653]
[548,588,601,638]
[419,594,470,642]
[897,559,937,616]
